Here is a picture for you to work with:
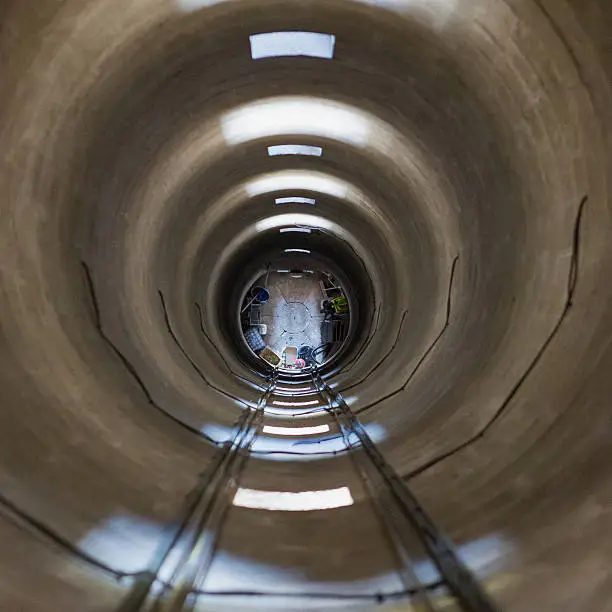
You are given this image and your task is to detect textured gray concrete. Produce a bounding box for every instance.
[2,0,612,610]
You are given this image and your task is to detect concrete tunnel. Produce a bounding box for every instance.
[1,0,612,610]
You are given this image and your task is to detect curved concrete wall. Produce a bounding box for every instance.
[1,0,612,610]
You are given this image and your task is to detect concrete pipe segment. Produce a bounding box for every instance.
[1,0,612,610]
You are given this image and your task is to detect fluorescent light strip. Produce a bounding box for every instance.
[279,228,311,234]
[275,386,313,392]
[268,145,323,157]
[273,399,320,406]
[177,0,224,12]
[254,214,334,234]
[249,32,335,60]
[262,425,330,436]
[246,172,348,199]
[233,486,353,511]
[275,197,316,205]
[222,97,370,148]
[284,249,311,254]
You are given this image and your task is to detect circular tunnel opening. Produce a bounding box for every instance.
[239,261,352,372]
[213,219,373,378]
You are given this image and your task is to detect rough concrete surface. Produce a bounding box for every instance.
[2,0,612,610]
